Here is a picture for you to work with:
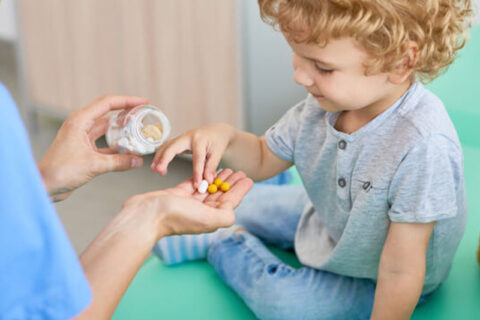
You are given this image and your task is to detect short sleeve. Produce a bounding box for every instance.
[387,134,463,223]
[265,98,307,162]
[0,83,91,319]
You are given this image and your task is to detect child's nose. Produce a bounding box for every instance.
[293,68,314,87]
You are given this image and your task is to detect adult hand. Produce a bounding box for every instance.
[38,95,148,202]
[121,168,254,239]
[76,168,253,319]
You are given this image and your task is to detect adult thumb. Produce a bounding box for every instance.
[101,154,144,173]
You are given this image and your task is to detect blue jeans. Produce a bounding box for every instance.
[208,184,434,319]
[207,184,376,320]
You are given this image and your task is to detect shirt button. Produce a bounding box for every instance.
[362,181,371,190]
[338,178,346,188]
[338,140,347,150]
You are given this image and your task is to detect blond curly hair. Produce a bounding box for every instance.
[258,0,473,83]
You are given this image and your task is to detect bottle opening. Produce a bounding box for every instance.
[136,108,170,146]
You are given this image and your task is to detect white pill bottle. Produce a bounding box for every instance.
[106,105,171,155]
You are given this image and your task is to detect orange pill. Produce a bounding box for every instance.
[208,184,218,194]
[214,178,223,187]
[220,182,230,192]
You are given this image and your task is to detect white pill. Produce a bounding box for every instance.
[197,180,209,194]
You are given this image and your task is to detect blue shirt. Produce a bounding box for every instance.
[0,83,91,319]
[266,83,467,294]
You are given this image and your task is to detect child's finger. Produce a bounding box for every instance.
[152,137,178,166]
[191,141,207,188]
[152,141,167,165]
[152,137,191,174]
[204,149,224,183]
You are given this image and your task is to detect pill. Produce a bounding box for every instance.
[141,124,163,142]
[220,182,230,192]
[214,178,223,187]
[197,180,209,194]
[208,184,218,194]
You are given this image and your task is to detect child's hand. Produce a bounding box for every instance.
[151,123,236,188]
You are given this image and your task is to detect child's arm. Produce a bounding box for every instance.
[222,131,293,181]
[152,123,292,187]
[370,221,435,320]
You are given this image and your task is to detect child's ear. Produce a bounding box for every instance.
[388,41,418,84]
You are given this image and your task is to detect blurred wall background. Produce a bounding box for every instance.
[0,0,15,41]
[0,0,307,138]
[1,0,479,136]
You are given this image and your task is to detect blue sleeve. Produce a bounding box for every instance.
[387,134,463,223]
[0,84,91,319]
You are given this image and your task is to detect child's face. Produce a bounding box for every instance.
[285,35,402,113]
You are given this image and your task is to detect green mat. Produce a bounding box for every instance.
[113,27,480,319]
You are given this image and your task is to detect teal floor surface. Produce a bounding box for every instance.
[113,27,480,319]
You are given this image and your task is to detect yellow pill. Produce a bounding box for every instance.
[208,184,218,194]
[220,182,230,192]
[214,178,223,187]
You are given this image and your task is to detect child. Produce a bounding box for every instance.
[151,0,472,319]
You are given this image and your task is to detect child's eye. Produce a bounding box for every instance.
[315,64,334,75]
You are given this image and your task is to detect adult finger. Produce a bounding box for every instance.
[78,95,148,130]
[95,154,144,174]
[88,117,110,142]
[216,177,254,210]
[172,177,196,194]
[206,170,245,202]
[206,206,236,229]
[169,195,236,233]
[96,147,117,155]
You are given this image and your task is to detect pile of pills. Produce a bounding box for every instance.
[197,178,230,194]
[117,136,156,154]
[141,124,163,142]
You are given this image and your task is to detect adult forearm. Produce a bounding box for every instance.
[370,272,424,320]
[75,207,166,319]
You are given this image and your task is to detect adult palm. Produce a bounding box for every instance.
[122,168,253,238]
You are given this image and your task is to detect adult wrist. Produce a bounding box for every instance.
[119,196,171,243]
[38,161,60,195]
[152,210,170,241]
